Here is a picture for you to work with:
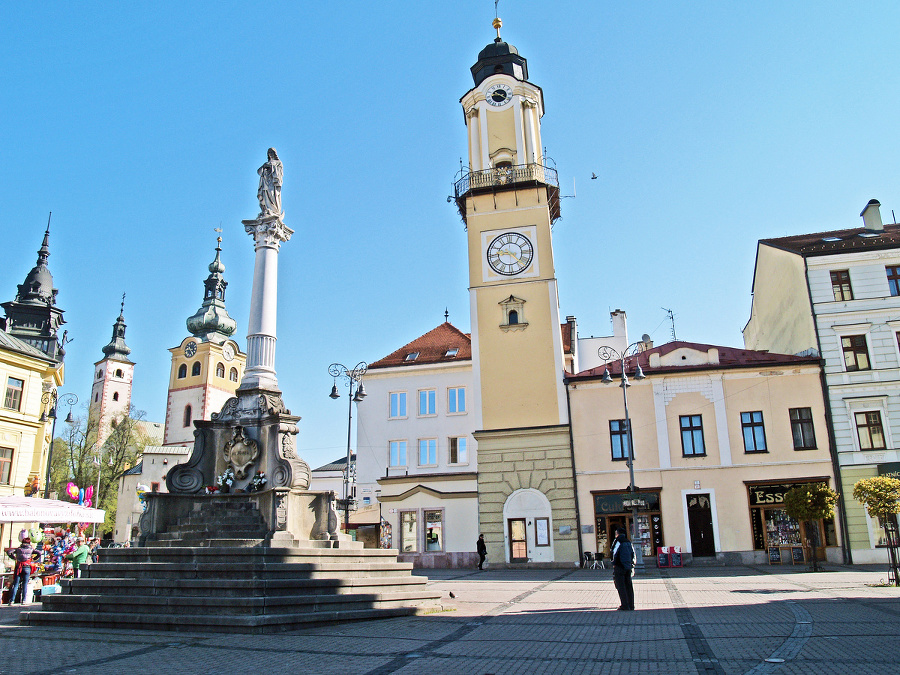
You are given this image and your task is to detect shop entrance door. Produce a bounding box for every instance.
[508,518,528,562]
[687,493,715,557]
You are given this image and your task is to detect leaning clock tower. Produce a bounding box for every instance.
[454,18,577,565]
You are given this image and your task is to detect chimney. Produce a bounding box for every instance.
[610,309,628,342]
[861,199,883,232]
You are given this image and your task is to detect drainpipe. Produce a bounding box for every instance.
[564,376,584,565]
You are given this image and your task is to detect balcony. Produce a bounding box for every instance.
[453,163,561,224]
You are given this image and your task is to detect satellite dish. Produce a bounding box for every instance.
[642,334,651,342]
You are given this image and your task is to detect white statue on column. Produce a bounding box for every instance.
[257,148,283,218]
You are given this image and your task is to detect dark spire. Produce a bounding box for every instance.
[2,214,66,361]
[101,294,132,362]
[470,17,529,86]
[186,236,237,343]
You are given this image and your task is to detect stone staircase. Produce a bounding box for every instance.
[21,499,443,633]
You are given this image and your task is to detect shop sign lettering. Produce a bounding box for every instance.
[748,482,825,506]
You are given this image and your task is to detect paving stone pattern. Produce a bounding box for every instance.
[1,564,898,674]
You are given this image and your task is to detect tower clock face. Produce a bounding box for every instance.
[222,344,235,362]
[184,341,197,357]
[487,232,534,276]
[486,83,513,107]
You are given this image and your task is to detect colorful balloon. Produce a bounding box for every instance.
[66,482,79,500]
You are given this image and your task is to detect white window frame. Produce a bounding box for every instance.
[447,386,467,414]
[843,396,892,454]
[449,436,468,465]
[418,438,437,467]
[389,440,408,467]
[389,391,407,419]
[3,376,24,411]
[418,389,436,417]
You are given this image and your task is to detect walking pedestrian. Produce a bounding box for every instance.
[476,533,487,570]
[5,536,37,605]
[612,527,635,611]
[65,536,90,579]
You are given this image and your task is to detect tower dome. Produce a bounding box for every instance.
[186,237,237,343]
[470,18,529,86]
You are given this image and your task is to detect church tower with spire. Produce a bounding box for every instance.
[163,237,245,446]
[89,298,134,447]
[453,18,577,565]
[2,221,66,363]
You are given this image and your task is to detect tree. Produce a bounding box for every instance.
[49,405,153,536]
[782,483,838,572]
[853,476,900,586]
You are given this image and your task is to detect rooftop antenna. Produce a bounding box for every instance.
[444,308,450,323]
[662,308,676,341]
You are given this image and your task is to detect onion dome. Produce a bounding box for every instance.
[470,17,529,86]
[102,297,132,362]
[186,237,237,344]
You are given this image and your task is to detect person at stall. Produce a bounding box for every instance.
[65,537,90,578]
[5,536,38,605]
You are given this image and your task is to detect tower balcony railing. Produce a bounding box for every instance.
[453,162,560,224]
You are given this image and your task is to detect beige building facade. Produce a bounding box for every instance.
[568,342,842,565]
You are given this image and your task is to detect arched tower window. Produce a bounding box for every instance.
[112,392,119,401]
[115,369,123,378]
[508,310,518,325]
[229,368,238,382]
[216,362,225,378]
[183,405,192,428]
[191,362,201,376]
[178,364,187,379]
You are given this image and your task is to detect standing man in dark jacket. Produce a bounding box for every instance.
[476,534,487,570]
[612,527,635,611]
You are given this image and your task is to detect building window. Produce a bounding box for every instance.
[856,411,886,450]
[448,387,466,414]
[3,377,24,411]
[887,266,900,296]
[390,392,407,419]
[508,310,519,324]
[112,392,119,402]
[830,270,853,301]
[418,389,436,416]
[191,362,201,376]
[841,335,870,371]
[0,447,12,484]
[216,362,225,378]
[183,405,192,428]
[400,511,417,553]
[178,364,187,379]
[449,437,467,464]
[405,352,419,362]
[424,510,443,552]
[418,439,437,466]
[741,411,767,453]
[789,407,817,449]
[389,440,407,467]
[362,496,371,505]
[680,415,706,457]
[96,370,103,380]
[229,367,238,382]
[115,369,123,378]
[610,419,629,461]
[150,482,160,492]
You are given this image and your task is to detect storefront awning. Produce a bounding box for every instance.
[0,496,106,524]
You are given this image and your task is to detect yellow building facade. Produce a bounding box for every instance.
[568,342,842,565]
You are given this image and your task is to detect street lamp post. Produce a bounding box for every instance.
[40,391,77,499]
[328,361,367,533]
[599,342,647,570]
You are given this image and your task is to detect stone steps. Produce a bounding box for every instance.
[82,562,415,580]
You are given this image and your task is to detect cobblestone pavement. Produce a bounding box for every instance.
[1,564,898,674]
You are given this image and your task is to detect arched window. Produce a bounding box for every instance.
[229,368,238,382]
[183,405,192,428]
[178,364,187,379]
[112,392,119,401]
[216,362,225,378]
[508,310,519,325]
[97,370,103,380]
[191,362,201,376]
[94,393,99,403]
[115,369,123,378]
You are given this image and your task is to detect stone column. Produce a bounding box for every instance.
[240,214,293,390]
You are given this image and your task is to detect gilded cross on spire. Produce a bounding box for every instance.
[493,0,502,39]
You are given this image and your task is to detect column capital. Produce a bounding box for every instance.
[242,215,294,251]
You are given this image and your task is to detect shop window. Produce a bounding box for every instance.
[789,407,816,449]
[424,510,443,552]
[3,377,24,411]
[400,511,417,553]
[887,265,900,296]
[216,362,225,378]
[830,269,853,301]
[0,447,13,484]
[741,411,767,453]
[191,361,201,376]
[609,419,629,461]
[449,437,467,464]
[679,415,706,456]
[855,411,886,450]
[841,334,870,371]
[447,387,466,413]
[229,367,238,382]
[389,440,407,467]
[390,392,407,419]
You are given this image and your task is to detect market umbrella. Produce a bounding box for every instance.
[0,496,106,524]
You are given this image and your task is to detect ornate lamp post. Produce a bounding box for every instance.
[40,391,77,499]
[599,342,647,570]
[328,361,367,532]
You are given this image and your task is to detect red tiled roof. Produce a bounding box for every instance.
[568,340,820,380]
[369,322,472,369]
[760,222,900,256]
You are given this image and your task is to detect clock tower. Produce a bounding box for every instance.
[163,238,245,446]
[454,18,577,564]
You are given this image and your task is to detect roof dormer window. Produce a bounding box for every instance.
[445,348,459,357]
[405,352,419,362]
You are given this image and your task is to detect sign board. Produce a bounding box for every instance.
[768,546,782,564]
[791,546,805,563]
[670,547,682,567]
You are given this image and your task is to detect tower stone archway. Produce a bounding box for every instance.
[502,487,553,563]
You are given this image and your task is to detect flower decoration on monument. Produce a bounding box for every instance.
[248,471,268,493]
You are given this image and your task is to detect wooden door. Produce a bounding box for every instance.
[687,494,715,557]
[508,518,528,562]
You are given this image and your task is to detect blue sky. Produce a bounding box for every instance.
[3,2,899,471]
